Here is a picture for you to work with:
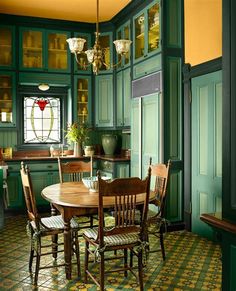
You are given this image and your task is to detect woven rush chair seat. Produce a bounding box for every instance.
[20,162,81,285]
[83,169,151,291]
[84,227,140,246]
[30,215,79,231]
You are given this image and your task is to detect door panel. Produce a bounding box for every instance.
[192,70,222,239]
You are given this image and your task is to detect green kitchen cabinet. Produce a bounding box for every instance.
[73,32,91,74]
[0,25,15,69]
[98,32,113,73]
[7,161,60,209]
[95,74,114,128]
[7,172,24,209]
[116,67,131,127]
[19,27,71,73]
[0,71,16,127]
[133,54,162,79]
[133,0,161,64]
[115,20,131,70]
[98,160,130,179]
[74,75,92,126]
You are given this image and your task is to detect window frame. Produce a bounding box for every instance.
[17,85,68,150]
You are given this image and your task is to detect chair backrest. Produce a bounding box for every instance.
[20,162,40,228]
[151,159,171,218]
[58,157,91,182]
[97,168,151,247]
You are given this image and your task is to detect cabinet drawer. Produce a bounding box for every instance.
[133,54,161,79]
[27,162,58,172]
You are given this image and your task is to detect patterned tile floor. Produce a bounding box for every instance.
[0,214,222,290]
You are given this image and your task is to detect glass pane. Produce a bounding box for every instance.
[75,34,89,71]
[48,33,68,69]
[116,30,122,68]
[0,75,13,123]
[100,35,110,71]
[22,30,43,68]
[135,13,145,59]
[24,96,61,143]
[148,3,160,52]
[77,78,88,124]
[124,24,130,65]
[0,28,12,66]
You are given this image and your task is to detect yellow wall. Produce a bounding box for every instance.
[185,0,222,66]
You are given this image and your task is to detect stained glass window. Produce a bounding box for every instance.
[24,96,61,143]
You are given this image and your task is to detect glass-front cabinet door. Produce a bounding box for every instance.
[21,28,43,70]
[99,32,113,73]
[0,26,15,69]
[74,32,91,74]
[19,28,71,72]
[74,75,92,125]
[133,0,160,63]
[0,72,16,127]
[47,30,70,72]
[116,21,131,70]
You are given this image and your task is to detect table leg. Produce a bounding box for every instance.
[64,217,72,279]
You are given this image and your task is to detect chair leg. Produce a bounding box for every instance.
[160,231,165,260]
[52,234,58,259]
[90,216,93,227]
[29,237,34,272]
[73,232,81,277]
[99,252,105,291]
[84,240,89,283]
[138,250,144,291]
[34,237,41,286]
[124,248,128,277]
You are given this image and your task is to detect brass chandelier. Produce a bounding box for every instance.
[66,0,132,75]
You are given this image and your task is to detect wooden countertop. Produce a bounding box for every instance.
[200,212,236,234]
[4,154,130,163]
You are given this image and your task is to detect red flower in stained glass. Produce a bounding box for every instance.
[36,99,49,111]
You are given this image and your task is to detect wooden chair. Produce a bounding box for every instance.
[83,168,151,291]
[58,157,92,183]
[58,157,96,227]
[146,159,171,260]
[20,162,81,285]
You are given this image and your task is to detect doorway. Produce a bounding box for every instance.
[191,70,222,239]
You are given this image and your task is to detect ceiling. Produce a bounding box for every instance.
[0,0,132,23]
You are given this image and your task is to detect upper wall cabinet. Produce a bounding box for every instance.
[133,0,161,63]
[73,32,91,74]
[74,75,92,126]
[19,28,71,73]
[115,20,131,70]
[0,71,16,127]
[95,74,114,128]
[0,26,15,69]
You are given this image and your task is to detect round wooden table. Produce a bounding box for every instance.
[41,181,155,280]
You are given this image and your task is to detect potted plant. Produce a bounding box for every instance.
[65,122,89,156]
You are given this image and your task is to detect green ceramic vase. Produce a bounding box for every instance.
[101,134,117,156]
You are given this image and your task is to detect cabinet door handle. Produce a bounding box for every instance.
[47,165,53,169]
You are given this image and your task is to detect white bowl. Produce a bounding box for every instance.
[82,176,111,192]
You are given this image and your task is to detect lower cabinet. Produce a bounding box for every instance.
[7,161,60,209]
[98,160,130,179]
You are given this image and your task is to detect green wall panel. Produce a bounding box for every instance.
[0,130,17,148]
[166,56,182,161]
[166,169,182,222]
[166,0,182,48]
[19,72,71,86]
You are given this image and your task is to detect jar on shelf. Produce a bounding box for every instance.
[81,94,86,102]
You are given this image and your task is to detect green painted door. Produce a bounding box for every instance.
[192,70,222,239]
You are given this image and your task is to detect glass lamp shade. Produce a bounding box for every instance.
[113,39,132,55]
[66,37,86,54]
[85,49,94,63]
